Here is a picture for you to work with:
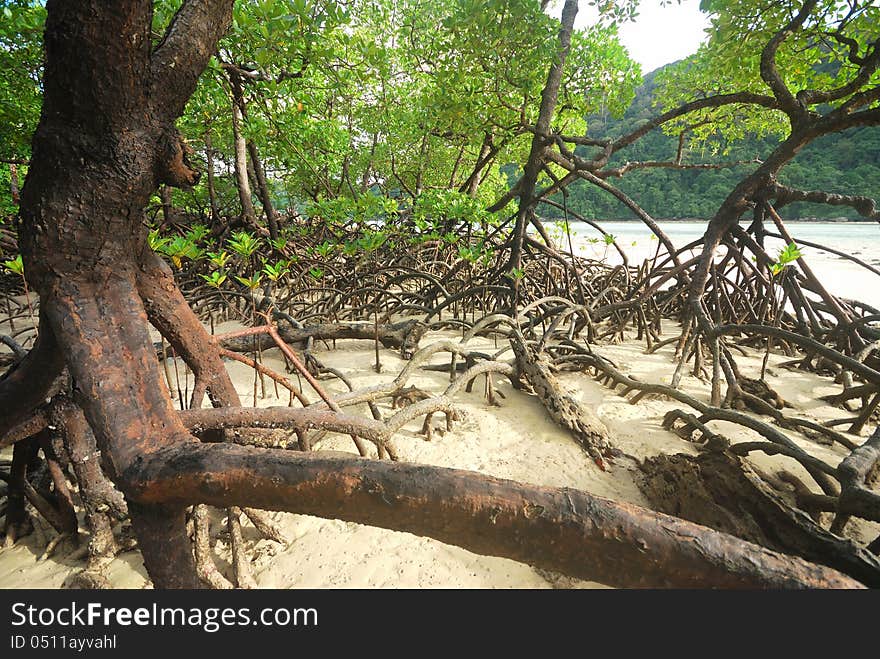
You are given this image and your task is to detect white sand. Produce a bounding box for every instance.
[1,320,876,588]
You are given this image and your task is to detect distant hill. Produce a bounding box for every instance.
[554,65,880,221]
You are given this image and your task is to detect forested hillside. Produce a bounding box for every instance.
[558,66,880,220]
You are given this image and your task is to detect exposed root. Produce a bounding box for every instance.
[637,449,880,587]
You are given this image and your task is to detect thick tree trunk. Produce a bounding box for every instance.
[15,0,235,588]
[124,443,861,588]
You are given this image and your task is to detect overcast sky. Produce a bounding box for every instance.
[572,0,711,74]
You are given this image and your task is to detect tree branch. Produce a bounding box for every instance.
[770,182,880,219]
[600,158,762,178]
[611,93,779,153]
[0,312,64,438]
[150,0,235,120]
[760,0,818,121]
[797,38,880,107]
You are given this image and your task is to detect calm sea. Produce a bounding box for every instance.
[555,221,880,310]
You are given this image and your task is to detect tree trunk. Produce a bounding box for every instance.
[9,163,20,205]
[508,0,578,273]
[15,0,234,588]
[228,72,257,227]
[247,139,280,241]
[158,185,174,228]
[204,129,220,226]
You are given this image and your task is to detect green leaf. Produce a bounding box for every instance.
[3,254,24,276]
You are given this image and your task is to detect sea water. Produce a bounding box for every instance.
[550,221,880,311]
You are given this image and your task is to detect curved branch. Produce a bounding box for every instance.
[138,251,240,408]
[0,312,64,438]
[760,0,818,121]
[611,93,779,153]
[543,150,682,268]
[601,158,762,178]
[124,442,862,589]
[837,426,880,523]
[712,324,880,386]
[798,38,880,107]
[150,0,235,120]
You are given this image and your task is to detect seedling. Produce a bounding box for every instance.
[770,242,802,276]
[200,270,227,289]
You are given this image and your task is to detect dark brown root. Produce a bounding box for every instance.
[637,449,880,587]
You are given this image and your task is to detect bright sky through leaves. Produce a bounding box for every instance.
[574,0,711,74]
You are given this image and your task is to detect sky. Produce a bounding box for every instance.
[572,0,712,74]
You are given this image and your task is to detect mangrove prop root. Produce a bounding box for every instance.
[509,335,615,470]
[637,449,880,587]
[125,442,862,589]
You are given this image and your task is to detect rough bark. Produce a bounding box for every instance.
[139,250,240,409]
[123,442,862,589]
[0,312,64,438]
[509,336,615,469]
[638,449,880,587]
[3,437,38,546]
[8,0,869,591]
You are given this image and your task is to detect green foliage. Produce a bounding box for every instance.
[207,250,232,268]
[227,231,262,259]
[458,245,484,263]
[557,63,880,221]
[262,260,290,281]
[654,0,880,144]
[313,241,336,258]
[355,229,387,254]
[0,1,44,163]
[3,253,23,276]
[268,236,288,252]
[148,229,171,253]
[234,273,263,289]
[200,270,228,288]
[160,235,204,269]
[769,242,803,276]
[5,0,874,266]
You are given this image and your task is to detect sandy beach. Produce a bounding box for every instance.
[2,317,875,588]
